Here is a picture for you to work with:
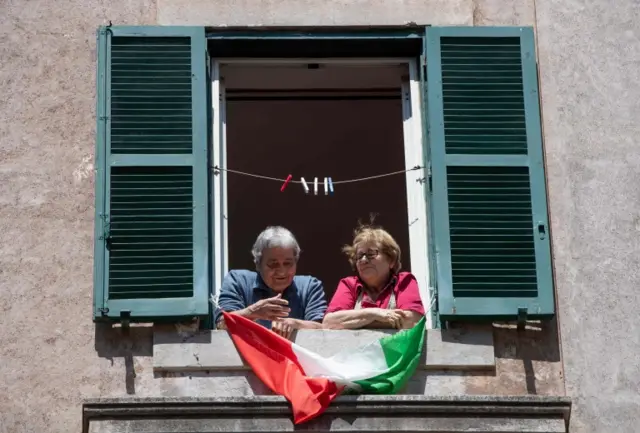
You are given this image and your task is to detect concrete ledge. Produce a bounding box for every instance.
[153,328,495,372]
[83,395,571,433]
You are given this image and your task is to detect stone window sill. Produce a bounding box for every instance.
[83,395,571,433]
[153,327,496,372]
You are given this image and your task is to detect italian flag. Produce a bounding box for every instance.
[222,311,426,424]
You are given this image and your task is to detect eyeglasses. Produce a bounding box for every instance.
[355,250,379,262]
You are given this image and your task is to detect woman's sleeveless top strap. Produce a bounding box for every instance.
[354,288,397,310]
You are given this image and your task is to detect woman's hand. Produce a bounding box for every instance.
[244,294,291,321]
[271,318,297,339]
[368,308,409,329]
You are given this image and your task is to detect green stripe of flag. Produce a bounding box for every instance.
[353,316,426,393]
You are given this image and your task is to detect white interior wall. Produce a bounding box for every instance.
[223,64,410,296]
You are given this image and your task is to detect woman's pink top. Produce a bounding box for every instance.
[326,271,425,315]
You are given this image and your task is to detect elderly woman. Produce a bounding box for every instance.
[214,226,327,338]
[323,225,424,330]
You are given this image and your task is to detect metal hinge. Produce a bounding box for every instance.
[416,164,432,192]
[99,214,111,250]
[517,307,528,331]
[120,311,131,333]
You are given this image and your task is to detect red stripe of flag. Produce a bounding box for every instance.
[222,312,341,424]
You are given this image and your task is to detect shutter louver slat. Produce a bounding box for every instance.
[108,166,194,299]
[448,166,537,299]
[426,27,555,321]
[111,37,192,154]
[441,37,527,156]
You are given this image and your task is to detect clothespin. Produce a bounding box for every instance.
[324,177,328,195]
[300,177,309,194]
[328,177,334,195]
[313,177,318,196]
[280,174,292,192]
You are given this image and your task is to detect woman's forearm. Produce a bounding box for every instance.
[399,311,423,329]
[322,310,378,329]
[289,319,324,329]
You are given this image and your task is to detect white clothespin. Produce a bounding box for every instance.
[313,177,318,196]
[324,177,328,195]
[300,177,309,194]
[328,177,334,195]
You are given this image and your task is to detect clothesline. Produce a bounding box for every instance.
[212,165,423,185]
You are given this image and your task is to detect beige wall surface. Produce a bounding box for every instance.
[0,1,157,431]
[536,0,640,432]
[1,0,638,433]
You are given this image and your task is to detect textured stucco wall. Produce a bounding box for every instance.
[536,0,640,432]
[0,1,156,431]
[0,1,558,432]
[3,0,637,432]
[156,0,537,27]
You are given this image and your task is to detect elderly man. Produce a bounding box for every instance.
[214,226,327,338]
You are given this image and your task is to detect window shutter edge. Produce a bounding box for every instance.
[425,26,555,322]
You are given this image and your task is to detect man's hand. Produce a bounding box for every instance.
[245,294,290,321]
[271,318,297,339]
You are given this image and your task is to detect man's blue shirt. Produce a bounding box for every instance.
[214,269,327,329]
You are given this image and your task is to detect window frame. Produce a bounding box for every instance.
[210,57,436,328]
[93,26,555,326]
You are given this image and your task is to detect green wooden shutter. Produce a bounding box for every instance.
[425,26,554,321]
[94,26,209,322]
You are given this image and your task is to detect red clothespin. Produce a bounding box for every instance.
[280,174,293,192]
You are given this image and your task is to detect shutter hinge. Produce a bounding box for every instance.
[517,307,528,330]
[421,55,428,78]
[120,311,131,333]
[99,115,109,121]
[99,214,112,250]
[416,164,432,192]
[98,307,109,315]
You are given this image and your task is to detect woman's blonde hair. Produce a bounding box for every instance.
[342,220,402,274]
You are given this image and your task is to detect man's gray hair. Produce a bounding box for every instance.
[252,226,301,267]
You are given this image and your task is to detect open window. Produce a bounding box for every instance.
[211,58,433,326]
[93,27,554,329]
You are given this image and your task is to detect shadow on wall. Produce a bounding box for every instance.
[94,323,153,395]
[435,320,562,396]
[493,319,562,394]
